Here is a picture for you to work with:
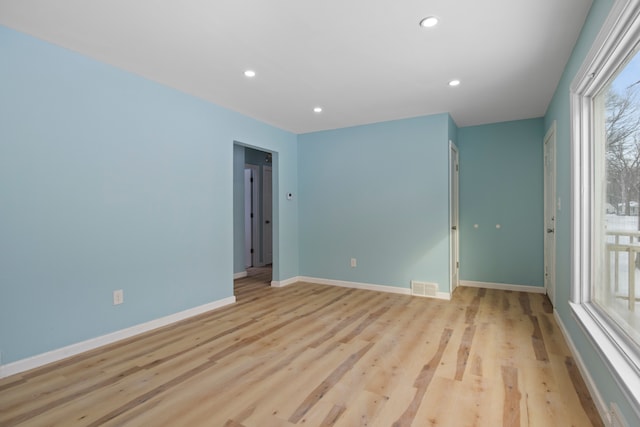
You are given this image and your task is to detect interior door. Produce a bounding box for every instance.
[244,165,260,268]
[450,142,460,293]
[544,122,557,306]
[244,168,252,268]
[262,165,273,265]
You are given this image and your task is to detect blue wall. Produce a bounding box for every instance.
[232,144,246,274]
[458,118,544,287]
[3,4,639,422]
[298,114,451,291]
[544,0,639,424]
[0,25,298,364]
[448,114,459,146]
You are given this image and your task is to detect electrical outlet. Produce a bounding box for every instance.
[113,289,124,305]
[350,258,357,268]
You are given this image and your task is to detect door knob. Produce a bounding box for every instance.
[265,220,271,224]
[547,228,554,233]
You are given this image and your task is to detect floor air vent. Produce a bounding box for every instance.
[411,281,437,297]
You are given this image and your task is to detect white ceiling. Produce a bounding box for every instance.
[0,0,593,133]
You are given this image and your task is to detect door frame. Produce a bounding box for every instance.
[544,121,557,305]
[449,141,460,294]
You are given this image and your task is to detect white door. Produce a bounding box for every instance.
[544,122,557,306]
[244,165,260,268]
[450,142,460,293]
[262,165,273,265]
[244,169,252,268]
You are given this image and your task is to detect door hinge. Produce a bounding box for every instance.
[456,164,459,171]
[251,248,254,254]
[456,261,459,268]
[250,177,253,183]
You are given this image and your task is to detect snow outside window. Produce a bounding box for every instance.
[570,0,640,415]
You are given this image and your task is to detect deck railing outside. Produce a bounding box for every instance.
[607,230,640,312]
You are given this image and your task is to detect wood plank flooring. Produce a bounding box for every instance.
[0,270,604,426]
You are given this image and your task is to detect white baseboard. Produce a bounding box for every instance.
[233,271,248,279]
[271,276,300,287]
[553,310,610,425]
[422,290,451,301]
[298,276,451,300]
[0,296,236,379]
[460,280,546,294]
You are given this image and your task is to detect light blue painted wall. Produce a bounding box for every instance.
[298,114,450,291]
[232,145,245,274]
[457,118,544,287]
[0,25,298,365]
[447,114,458,145]
[544,0,639,424]
[245,147,272,167]
[4,3,637,421]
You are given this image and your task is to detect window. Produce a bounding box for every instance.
[598,47,640,345]
[571,0,640,412]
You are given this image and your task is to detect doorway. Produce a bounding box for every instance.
[450,141,460,294]
[240,147,274,271]
[235,143,275,287]
[544,122,557,306]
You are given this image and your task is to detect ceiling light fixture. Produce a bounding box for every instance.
[449,79,461,87]
[244,70,256,78]
[313,107,323,113]
[419,16,439,28]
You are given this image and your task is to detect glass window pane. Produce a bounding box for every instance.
[599,46,640,345]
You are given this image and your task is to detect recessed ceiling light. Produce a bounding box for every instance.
[419,16,439,28]
[244,70,256,78]
[313,107,323,113]
[449,79,461,87]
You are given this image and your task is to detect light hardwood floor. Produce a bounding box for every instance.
[0,270,603,426]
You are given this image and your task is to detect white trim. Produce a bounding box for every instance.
[570,0,640,305]
[270,276,300,288]
[543,120,557,305]
[0,296,236,379]
[460,280,546,294]
[449,140,460,295]
[554,308,611,425]
[569,0,640,417]
[298,276,451,300]
[234,271,248,279]
[571,303,640,422]
[571,0,640,96]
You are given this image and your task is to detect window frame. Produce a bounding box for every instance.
[570,0,640,414]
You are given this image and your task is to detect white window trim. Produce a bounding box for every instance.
[570,0,640,417]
